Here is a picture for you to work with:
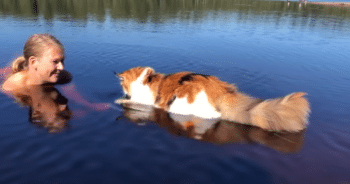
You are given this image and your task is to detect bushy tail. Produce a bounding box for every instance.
[219,92,310,132]
[249,92,310,132]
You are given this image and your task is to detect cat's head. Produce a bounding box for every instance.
[116,67,155,98]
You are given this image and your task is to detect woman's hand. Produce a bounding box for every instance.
[89,103,111,111]
[61,83,111,111]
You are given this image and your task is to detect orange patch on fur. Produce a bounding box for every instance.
[184,121,194,129]
[118,67,146,94]
[143,72,165,101]
[117,67,311,132]
[119,67,238,111]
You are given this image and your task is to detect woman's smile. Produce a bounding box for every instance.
[37,46,65,83]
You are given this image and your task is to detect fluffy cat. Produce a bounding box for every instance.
[115,67,310,132]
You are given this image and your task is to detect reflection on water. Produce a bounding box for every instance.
[0,0,349,183]
[6,84,72,133]
[119,102,304,153]
[0,0,349,32]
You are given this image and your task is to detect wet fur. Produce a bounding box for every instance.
[116,67,310,132]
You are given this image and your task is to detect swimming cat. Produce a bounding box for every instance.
[115,67,310,132]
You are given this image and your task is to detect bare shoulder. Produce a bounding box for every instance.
[1,72,26,92]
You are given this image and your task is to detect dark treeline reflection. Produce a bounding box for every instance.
[0,0,349,27]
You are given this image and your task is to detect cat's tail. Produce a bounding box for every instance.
[218,92,310,132]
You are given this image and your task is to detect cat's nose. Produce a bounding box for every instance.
[124,94,131,99]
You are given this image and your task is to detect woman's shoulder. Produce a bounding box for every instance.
[1,71,27,92]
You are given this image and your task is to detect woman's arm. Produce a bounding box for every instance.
[60,82,110,111]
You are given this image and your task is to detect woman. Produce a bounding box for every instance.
[1,34,110,132]
[2,34,66,90]
[1,33,109,108]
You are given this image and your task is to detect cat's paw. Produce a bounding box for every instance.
[114,98,132,104]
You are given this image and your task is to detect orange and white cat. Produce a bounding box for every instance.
[115,67,310,132]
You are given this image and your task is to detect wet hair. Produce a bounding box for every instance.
[10,34,64,74]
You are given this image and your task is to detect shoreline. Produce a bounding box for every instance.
[308,2,350,7]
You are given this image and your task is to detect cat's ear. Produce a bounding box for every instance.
[145,67,155,77]
[114,72,124,82]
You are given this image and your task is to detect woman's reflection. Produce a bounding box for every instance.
[119,102,305,153]
[12,84,72,133]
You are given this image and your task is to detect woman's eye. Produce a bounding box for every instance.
[53,59,64,65]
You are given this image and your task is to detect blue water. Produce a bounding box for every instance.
[1,0,350,183]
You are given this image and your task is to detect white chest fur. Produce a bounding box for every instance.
[129,69,154,105]
[168,91,221,119]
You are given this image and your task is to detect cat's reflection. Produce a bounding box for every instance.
[119,102,305,153]
[13,85,72,133]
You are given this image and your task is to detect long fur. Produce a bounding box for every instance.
[116,67,310,132]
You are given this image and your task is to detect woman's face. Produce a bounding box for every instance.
[36,46,64,84]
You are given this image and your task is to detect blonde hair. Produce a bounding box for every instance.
[10,34,64,74]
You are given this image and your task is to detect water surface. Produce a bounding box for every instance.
[0,0,350,184]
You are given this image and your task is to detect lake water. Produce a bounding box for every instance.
[0,0,350,184]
